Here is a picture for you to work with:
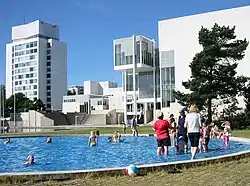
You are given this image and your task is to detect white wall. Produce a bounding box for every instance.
[91,98,109,110]
[12,20,59,41]
[20,110,54,132]
[50,39,67,110]
[99,81,117,95]
[5,43,12,98]
[84,81,103,95]
[62,95,90,114]
[159,6,250,111]
[107,87,123,111]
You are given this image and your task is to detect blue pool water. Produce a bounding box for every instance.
[0,136,250,173]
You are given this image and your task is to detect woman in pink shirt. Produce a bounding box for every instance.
[153,112,172,155]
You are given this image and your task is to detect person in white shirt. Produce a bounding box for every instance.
[184,105,201,160]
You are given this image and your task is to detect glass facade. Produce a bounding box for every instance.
[115,44,133,66]
[155,49,160,98]
[139,71,154,98]
[160,50,175,108]
[126,73,138,91]
[141,41,153,67]
[12,41,38,100]
[161,67,175,107]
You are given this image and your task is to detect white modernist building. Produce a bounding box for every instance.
[114,35,159,124]
[6,20,67,111]
[62,81,123,114]
[158,6,250,116]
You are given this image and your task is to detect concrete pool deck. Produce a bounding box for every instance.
[0,136,250,182]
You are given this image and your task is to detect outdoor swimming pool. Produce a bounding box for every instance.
[0,136,250,173]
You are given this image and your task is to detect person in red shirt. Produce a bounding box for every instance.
[152,112,173,155]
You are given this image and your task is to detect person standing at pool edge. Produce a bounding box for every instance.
[184,105,201,160]
[131,115,138,136]
[177,108,188,153]
[153,112,172,155]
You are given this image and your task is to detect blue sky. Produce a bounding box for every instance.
[0,0,249,87]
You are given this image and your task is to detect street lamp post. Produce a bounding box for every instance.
[75,115,78,130]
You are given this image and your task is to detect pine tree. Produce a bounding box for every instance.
[175,24,248,122]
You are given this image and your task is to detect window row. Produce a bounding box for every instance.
[14,79,37,86]
[14,55,36,63]
[63,99,76,103]
[14,73,37,80]
[14,48,37,57]
[15,85,37,91]
[14,60,37,68]
[97,101,107,105]
[13,41,38,51]
[14,67,37,74]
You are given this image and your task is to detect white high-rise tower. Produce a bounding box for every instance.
[6,20,67,111]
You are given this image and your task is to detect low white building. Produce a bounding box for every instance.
[62,80,122,114]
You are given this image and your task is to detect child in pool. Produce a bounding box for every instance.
[88,131,98,146]
[4,138,10,144]
[199,128,203,153]
[46,137,52,143]
[219,121,232,146]
[210,123,219,138]
[96,130,100,137]
[23,154,34,165]
[113,131,121,143]
[202,123,209,152]
[175,136,185,153]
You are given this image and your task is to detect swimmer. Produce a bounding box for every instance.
[113,131,121,143]
[4,138,10,144]
[107,137,112,142]
[88,131,98,146]
[96,130,100,137]
[46,137,52,143]
[23,154,35,165]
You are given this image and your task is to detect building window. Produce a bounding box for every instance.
[47,80,51,84]
[161,66,175,108]
[97,101,102,105]
[103,101,107,105]
[34,49,37,53]
[47,104,51,109]
[47,85,51,90]
[47,50,51,55]
[34,41,37,47]
[47,68,51,73]
[47,43,51,48]
[47,74,51,78]
[47,98,51,102]
[47,92,51,96]
[33,85,37,89]
[47,62,51,66]
[47,56,51,60]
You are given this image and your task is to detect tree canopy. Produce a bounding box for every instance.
[174,23,249,122]
[2,93,46,116]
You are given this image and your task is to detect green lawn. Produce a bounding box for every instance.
[0,125,154,137]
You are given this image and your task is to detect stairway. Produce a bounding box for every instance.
[83,114,107,126]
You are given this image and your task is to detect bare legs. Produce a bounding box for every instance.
[158,146,168,156]
[132,129,138,136]
[191,146,197,160]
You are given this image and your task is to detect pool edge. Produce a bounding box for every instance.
[0,136,250,182]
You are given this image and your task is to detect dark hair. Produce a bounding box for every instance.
[169,114,174,118]
[96,130,100,135]
[158,116,163,120]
